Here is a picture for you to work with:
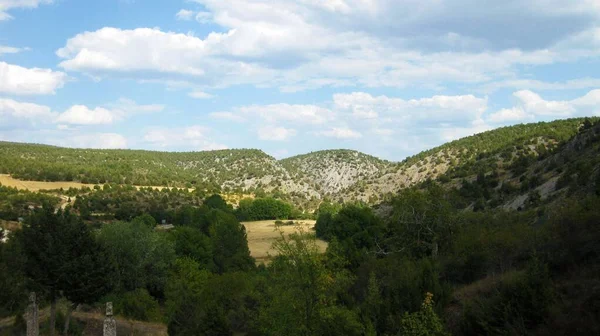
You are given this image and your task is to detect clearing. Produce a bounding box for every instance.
[242,220,327,263]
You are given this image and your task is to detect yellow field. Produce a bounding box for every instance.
[0,174,97,191]
[242,220,327,263]
[0,174,192,192]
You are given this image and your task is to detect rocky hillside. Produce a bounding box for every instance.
[0,118,596,210]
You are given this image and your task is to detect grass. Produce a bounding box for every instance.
[0,174,96,191]
[242,220,328,263]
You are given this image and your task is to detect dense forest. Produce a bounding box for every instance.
[1,118,600,335]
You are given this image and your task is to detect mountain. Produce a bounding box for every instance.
[0,117,596,210]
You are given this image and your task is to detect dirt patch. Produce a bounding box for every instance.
[242,220,328,263]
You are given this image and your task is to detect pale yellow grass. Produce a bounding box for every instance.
[0,174,191,192]
[0,174,97,191]
[242,220,328,263]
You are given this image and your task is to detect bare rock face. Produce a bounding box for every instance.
[103,302,116,336]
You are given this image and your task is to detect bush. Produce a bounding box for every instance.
[105,288,163,322]
[398,293,448,336]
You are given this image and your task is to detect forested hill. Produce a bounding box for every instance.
[0,118,595,208]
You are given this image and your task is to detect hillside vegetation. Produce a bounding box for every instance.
[2,118,600,335]
[0,118,594,211]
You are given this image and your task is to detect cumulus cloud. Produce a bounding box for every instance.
[334,92,488,125]
[143,125,227,150]
[487,89,600,123]
[258,126,297,141]
[0,98,56,128]
[55,105,116,125]
[55,99,164,125]
[0,61,66,95]
[54,0,600,92]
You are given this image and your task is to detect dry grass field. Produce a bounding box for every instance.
[0,174,97,191]
[242,220,327,263]
[0,174,196,192]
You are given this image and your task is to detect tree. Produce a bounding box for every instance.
[169,226,214,271]
[166,258,255,335]
[17,208,113,336]
[208,210,254,273]
[398,293,447,336]
[204,194,232,212]
[258,228,360,336]
[97,220,176,296]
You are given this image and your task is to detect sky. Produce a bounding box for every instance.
[1,0,600,161]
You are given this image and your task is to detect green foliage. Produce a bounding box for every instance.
[166,258,255,335]
[0,231,27,317]
[236,197,294,220]
[169,226,214,271]
[398,293,448,336]
[16,208,114,334]
[208,209,255,273]
[460,256,555,335]
[258,229,360,336]
[106,288,163,322]
[316,204,384,268]
[0,143,276,189]
[0,184,59,221]
[97,220,175,295]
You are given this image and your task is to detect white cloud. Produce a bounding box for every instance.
[488,89,600,123]
[0,45,24,54]
[195,11,212,23]
[188,90,213,99]
[0,98,56,123]
[143,125,227,150]
[234,104,334,125]
[55,99,164,125]
[373,128,394,136]
[439,120,492,142]
[54,0,600,91]
[0,61,66,95]
[334,92,488,124]
[258,126,297,141]
[175,9,194,20]
[61,133,128,149]
[0,0,53,20]
[55,105,115,125]
[319,127,362,139]
[481,78,600,93]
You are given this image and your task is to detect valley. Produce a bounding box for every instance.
[2,117,600,336]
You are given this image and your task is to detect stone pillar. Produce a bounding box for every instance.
[26,292,39,336]
[103,302,117,336]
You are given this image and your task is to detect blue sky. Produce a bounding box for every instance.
[1,0,599,161]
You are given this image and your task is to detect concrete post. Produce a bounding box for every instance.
[26,292,39,336]
[103,302,116,336]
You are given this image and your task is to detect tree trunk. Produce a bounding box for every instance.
[49,297,56,336]
[63,303,78,336]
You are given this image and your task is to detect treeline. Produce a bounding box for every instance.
[3,182,599,335]
[0,184,59,221]
[313,184,600,335]
[236,197,310,221]
[67,185,308,223]
[0,143,279,188]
